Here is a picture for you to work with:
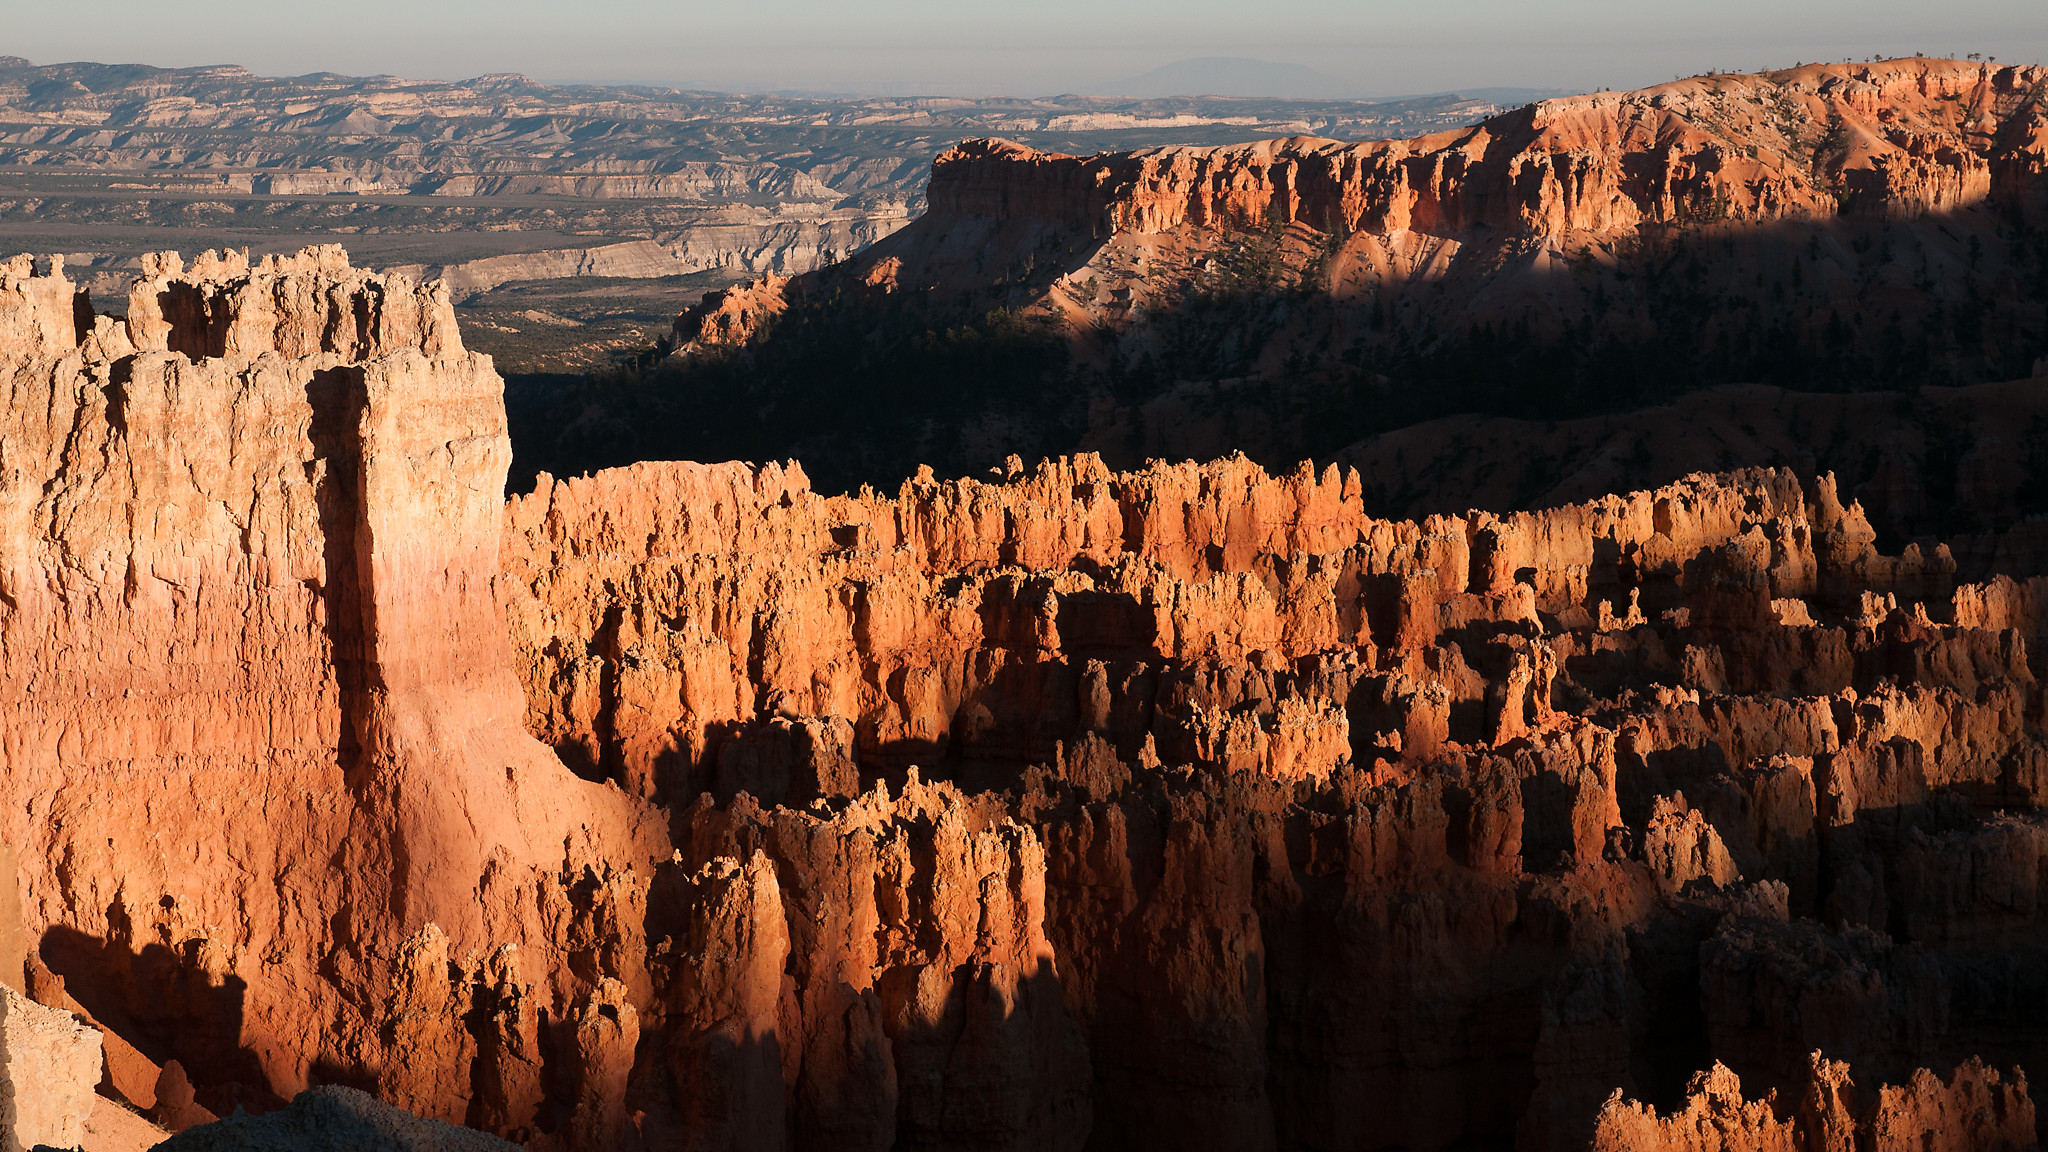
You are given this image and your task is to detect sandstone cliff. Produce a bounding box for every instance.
[14,248,2048,1148]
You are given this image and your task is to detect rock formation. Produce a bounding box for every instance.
[686,55,2048,348]
[497,441,2048,1149]
[0,245,656,1130]
[555,57,2048,497]
[0,982,102,1152]
[13,241,2048,1149]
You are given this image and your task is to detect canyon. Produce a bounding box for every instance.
[4,236,2048,1149]
[5,52,2048,1152]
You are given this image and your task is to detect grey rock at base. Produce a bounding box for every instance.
[0,841,24,993]
[152,1087,522,1152]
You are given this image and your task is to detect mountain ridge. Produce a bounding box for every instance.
[1102,56,1355,100]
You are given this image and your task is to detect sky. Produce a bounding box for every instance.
[7,0,2045,98]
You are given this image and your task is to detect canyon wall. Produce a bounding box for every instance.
[923,60,2048,240]
[13,247,2048,1147]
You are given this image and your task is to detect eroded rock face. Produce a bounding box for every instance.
[15,246,2048,1148]
[0,246,659,1127]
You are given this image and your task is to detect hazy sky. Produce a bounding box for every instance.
[8,0,2045,97]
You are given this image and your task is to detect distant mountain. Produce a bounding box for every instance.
[1375,86,1574,105]
[1103,57,1354,99]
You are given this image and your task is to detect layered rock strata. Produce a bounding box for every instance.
[14,247,2048,1148]
[0,246,658,1133]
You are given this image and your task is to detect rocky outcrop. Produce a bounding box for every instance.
[673,272,790,351]
[159,1085,522,1151]
[0,245,658,1126]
